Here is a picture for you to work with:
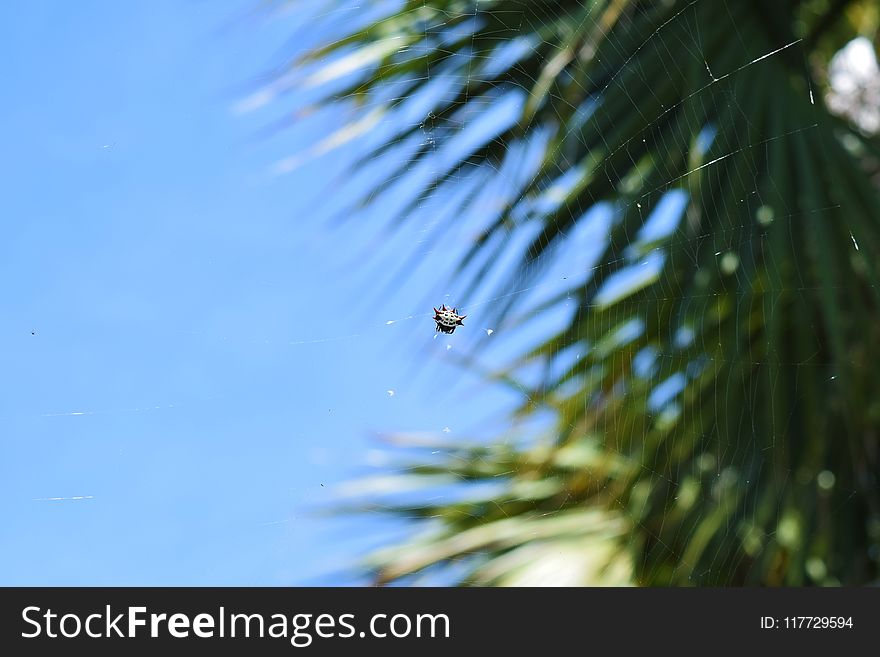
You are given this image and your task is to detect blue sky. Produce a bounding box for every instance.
[0,1,690,586]
[0,0,534,585]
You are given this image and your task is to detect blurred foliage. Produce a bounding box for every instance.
[272,0,880,584]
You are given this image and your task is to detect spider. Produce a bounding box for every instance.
[433,304,466,334]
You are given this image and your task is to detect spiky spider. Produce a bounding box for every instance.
[433,304,466,334]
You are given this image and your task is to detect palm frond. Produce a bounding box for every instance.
[267,0,880,585]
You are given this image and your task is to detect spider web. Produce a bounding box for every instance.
[224,0,872,585]
[229,0,880,583]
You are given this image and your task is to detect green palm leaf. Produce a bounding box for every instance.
[270,0,880,585]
